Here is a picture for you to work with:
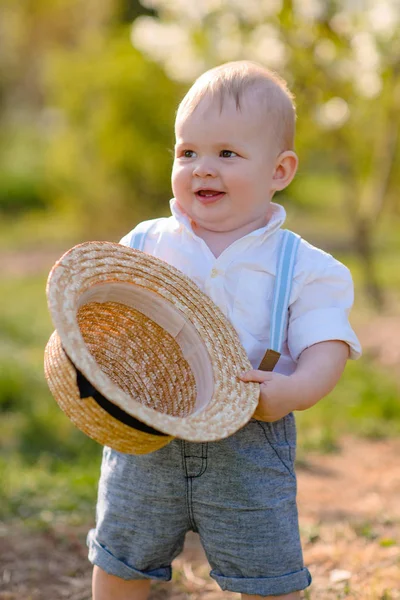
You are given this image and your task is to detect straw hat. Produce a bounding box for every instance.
[44,242,259,454]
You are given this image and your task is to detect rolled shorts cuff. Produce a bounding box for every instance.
[210,567,312,596]
[87,533,172,582]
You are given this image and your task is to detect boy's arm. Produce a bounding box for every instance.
[239,340,349,422]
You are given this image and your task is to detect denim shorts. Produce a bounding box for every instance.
[87,414,311,596]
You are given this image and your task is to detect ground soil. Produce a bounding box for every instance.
[1,250,400,599]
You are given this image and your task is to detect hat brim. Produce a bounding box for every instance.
[44,242,259,451]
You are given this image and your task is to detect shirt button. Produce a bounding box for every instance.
[210,268,218,278]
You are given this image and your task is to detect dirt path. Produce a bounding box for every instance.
[0,248,62,277]
[1,437,399,600]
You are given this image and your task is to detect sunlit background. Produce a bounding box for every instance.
[0,1,399,593]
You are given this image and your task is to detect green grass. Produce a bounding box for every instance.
[0,455,101,525]
[296,357,400,457]
[0,271,102,524]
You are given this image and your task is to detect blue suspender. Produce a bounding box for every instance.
[259,230,301,371]
[269,230,301,353]
[126,220,156,250]
[126,223,300,372]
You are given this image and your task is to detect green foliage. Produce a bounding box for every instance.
[0,1,183,243]
[43,26,182,238]
[0,171,47,215]
[297,358,400,454]
[0,359,36,413]
[0,120,50,217]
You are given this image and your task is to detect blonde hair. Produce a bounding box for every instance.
[176,61,296,151]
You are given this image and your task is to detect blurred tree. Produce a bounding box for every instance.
[132,0,400,307]
[0,0,178,238]
[114,0,156,24]
[44,30,181,238]
[0,0,155,122]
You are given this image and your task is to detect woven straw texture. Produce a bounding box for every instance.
[78,302,197,417]
[44,241,259,453]
[45,330,173,453]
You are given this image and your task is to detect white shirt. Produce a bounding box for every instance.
[120,200,361,375]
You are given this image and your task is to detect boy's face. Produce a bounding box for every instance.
[172,94,282,234]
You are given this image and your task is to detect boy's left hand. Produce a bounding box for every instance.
[238,370,296,422]
[239,341,350,422]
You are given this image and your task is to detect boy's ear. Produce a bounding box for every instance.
[271,151,298,192]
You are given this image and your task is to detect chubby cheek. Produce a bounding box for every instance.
[171,163,189,198]
[230,166,269,198]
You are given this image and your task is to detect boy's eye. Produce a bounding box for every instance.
[182,150,196,158]
[220,150,237,158]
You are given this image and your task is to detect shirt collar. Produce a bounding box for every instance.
[169,198,286,243]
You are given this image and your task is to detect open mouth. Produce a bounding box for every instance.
[195,189,225,202]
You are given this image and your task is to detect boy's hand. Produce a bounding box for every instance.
[239,341,350,422]
[239,370,297,422]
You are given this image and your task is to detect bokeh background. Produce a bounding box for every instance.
[1,0,400,590]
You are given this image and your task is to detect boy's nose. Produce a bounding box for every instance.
[193,160,217,178]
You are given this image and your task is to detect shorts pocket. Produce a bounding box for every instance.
[254,414,296,478]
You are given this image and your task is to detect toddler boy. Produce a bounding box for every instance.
[88,61,361,600]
